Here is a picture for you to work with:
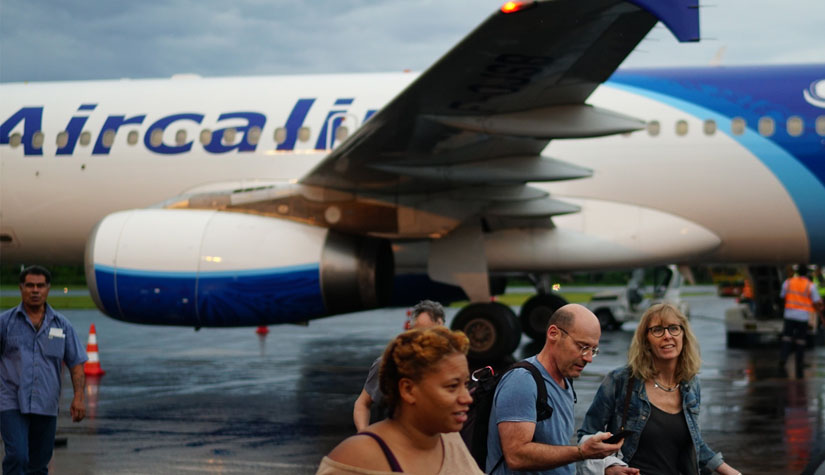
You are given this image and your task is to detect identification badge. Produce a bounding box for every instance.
[48,327,65,339]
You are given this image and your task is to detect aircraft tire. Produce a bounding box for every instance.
[451,302,520,361]
[519,293,568,341]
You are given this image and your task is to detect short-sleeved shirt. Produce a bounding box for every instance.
[363,356,387,422]
[364,356,384,407]
[781,279,822,322]
[486,356,576,475]
[0,303,88,416]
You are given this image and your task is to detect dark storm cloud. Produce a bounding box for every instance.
[0,0,500,82]
[1,0,822,83]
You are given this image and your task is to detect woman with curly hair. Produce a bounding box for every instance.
[577,303,740,475]
[318,326,482,474]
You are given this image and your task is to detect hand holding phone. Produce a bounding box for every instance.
[604,430,633,444]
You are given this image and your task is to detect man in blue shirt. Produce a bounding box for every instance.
[486,304,626,474]
[0,265,88,474]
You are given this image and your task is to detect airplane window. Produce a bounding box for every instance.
[646,121,660,136]
[127,130,139,145]
[731,117,746,135]
[298,126,311,143]
[150,129,163,147]
[56,131,69,148]
[200,129,212,145]
[9,133,21,148]
[274,127,287,144]
[79,131,91,146]
[247,126,262,145]
[102,129,116,148]
[335,126,349,142]
[675,120,688,136]
[175,129,187,146]
[32,131,44,149]
[222,128,236,145]
[816,116,825,136]
[703,119,716,136]
[758,117,775,137]
[786,116,804,137]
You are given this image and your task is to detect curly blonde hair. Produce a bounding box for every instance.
[379,326,469,417]
[627,303,701,383]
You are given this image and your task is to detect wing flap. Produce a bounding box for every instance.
[300,0,673,194]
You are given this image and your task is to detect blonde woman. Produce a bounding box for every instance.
[318,326,482,474]
[578,303,741,475]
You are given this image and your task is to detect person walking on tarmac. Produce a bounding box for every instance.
[352,300,446,432]
[0,265,88,474]
[778,265,823,378]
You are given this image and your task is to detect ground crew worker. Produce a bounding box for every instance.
[0,265,88,474]
[740,275,755,315]
[778,265,823,378]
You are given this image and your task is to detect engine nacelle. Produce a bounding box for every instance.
[85,209,392,327]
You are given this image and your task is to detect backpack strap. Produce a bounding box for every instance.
[510,361,554,421]
[620,373,635,431]
[489,360,557,473]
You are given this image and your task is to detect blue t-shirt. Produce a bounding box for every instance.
[486,356,576,475]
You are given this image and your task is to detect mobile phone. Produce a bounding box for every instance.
[604,430,634,444]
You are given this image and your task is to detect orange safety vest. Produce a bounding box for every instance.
[785,276,814,312]
[742,279,753,299]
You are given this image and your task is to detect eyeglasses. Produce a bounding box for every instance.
[558,327,600,357]
[647,324,683,338]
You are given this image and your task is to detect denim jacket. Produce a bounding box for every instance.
[577,366,724,473]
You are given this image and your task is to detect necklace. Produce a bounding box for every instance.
[653,379,677,392]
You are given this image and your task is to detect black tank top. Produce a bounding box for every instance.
[629,404,697,474]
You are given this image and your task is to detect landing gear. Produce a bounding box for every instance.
[451,302,521,361]
[519,293,568,340]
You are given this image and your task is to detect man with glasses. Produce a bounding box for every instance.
[0,265,88,474]
[486,304,624,474]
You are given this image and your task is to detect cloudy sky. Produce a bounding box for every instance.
[1,0,822,83]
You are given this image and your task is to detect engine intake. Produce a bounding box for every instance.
[85,209,392,327]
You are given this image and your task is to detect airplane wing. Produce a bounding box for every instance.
[299,0,699,199]
[171,0,699,240]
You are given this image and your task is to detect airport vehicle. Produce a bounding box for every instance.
[710,266,746,297]
[586,265,690,330]
[2,0,824,360]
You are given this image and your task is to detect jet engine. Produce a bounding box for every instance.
[85,209,392,327]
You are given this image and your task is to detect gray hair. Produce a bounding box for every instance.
[411,300,445,323]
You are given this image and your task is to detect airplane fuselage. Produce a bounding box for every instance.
[1,65,824,270]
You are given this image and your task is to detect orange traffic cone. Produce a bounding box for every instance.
[84,324,105,376]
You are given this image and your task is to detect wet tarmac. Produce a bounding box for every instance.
[6,292,825,474]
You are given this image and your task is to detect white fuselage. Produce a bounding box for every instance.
[0,72,815,267]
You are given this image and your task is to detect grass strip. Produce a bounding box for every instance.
[0,296,97,309]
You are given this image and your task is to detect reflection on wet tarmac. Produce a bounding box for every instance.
[22,294,824,473]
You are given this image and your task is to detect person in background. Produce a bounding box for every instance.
[578,303,740,475]
[353,300,445,432]
[319,326,481,474]
[486,304,622,474]
[779,265,823,378]
[0,265,88,474]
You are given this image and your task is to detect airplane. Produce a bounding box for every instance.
[1,0,823,360]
